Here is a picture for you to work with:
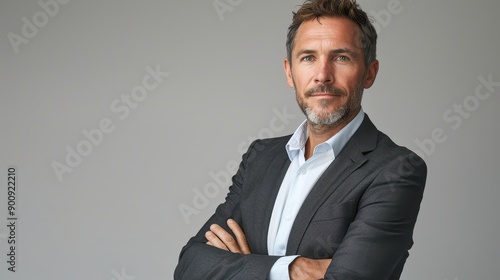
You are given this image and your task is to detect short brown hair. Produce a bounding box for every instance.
[286,0,377,66]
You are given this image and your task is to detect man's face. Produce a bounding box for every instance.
[284,17,378,128]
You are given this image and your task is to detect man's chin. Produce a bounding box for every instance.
[306,112,345,126]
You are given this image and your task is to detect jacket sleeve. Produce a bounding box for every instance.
[174,140,281,280]
[325,150,427,280]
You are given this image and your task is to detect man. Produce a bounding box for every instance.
[174,0,426,279]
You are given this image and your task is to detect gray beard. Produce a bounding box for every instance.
[298,81,364,127]
[304,105,347,126]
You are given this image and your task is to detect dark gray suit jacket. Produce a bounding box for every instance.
[174,115,427,280]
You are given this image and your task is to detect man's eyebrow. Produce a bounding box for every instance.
[295,49,316,58]
[295,48,358,58]
[330,48,356,55]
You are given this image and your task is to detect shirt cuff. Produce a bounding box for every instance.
[268,255,300,280]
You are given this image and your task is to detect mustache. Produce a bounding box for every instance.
[305,84,344,97]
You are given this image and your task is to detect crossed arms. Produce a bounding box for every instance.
[206,218,331,279]
[174,137,427,280]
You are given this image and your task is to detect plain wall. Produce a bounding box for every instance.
[1,0,499,279]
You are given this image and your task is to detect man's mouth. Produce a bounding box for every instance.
[305,85,344,97]
[309,92,340,97]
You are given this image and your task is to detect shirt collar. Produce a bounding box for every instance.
[285,108,365,161]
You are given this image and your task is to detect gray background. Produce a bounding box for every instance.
[1,0,499,279]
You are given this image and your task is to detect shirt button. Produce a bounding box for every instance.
[287,216,292,221]
[301,169,307,175]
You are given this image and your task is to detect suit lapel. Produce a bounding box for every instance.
[242,139,291,255]
[286,115,379,255]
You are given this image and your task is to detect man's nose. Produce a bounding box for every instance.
[314,60,334,84]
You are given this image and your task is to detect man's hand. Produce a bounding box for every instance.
[205,219,251,254]
[289,257,331,280]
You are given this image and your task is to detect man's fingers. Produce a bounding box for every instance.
[205,220,252,254]
[208,224,242,253]
[205,230,229,251]
[227,219,251,254]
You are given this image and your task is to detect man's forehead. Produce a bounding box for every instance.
[293,16,363,50]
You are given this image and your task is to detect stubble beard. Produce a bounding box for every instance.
[297,82,364,129]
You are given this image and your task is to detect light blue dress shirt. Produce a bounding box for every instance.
[267,109,365,279]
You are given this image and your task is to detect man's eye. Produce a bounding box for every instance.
[302,56,314,62]
[336,55,349,61]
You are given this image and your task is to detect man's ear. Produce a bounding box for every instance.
[364,59,379,89]
[284,58,295,88]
